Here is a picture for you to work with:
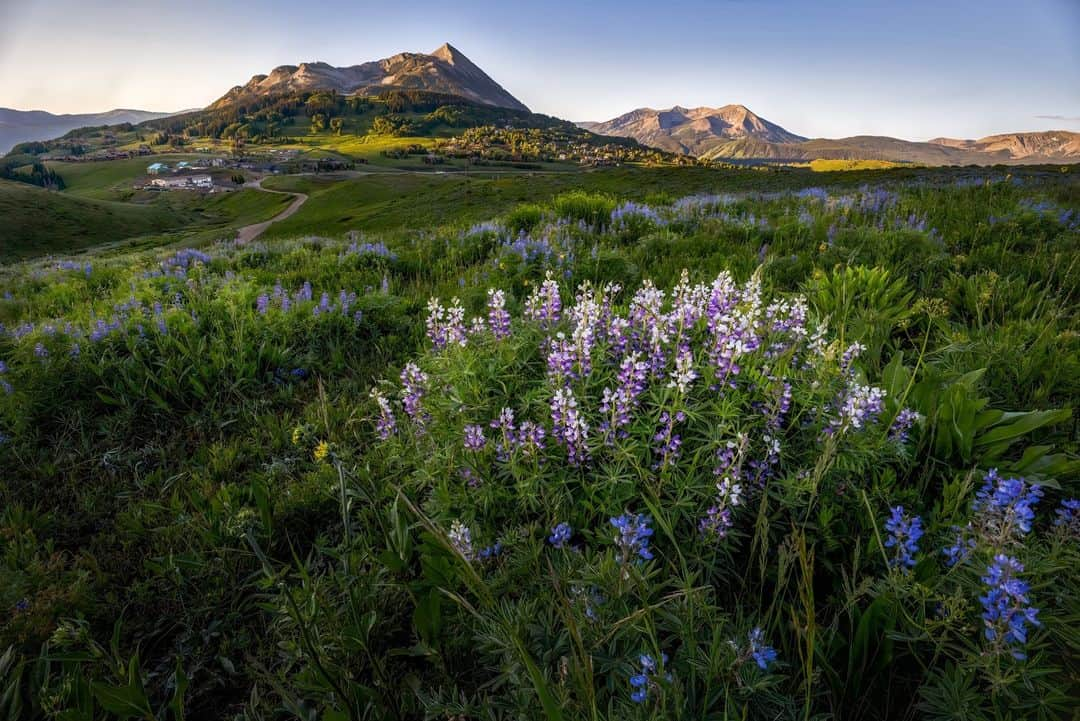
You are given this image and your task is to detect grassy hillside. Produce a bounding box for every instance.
[0,179,180,260]
[0,179,292,261]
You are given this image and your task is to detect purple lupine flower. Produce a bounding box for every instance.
[839,342,865,374]
[370,388,397,440]
[884,506,924,570]
[425,297,467,349]
[477,541,503,560]
[524,273,562,326]
[667,347,698,394]
[889,408,921,444]
[548,522,572,548]
[551,386,589,466]
[487,289,511,340]
[400,362,429,428]
[516,421,546,457]
[448,521,475,561]
[256,294,270,315]
[830,382,886,434]
[490,407,516,461]
[702,438,746,538]
[463,424,487,451]
[611,512,654,563]
[34,343,48,360]
[546,334,577,384]
[628,652,671,704]
[980,554,1040,660]
[599,351,648,442]
[652,410,686,471]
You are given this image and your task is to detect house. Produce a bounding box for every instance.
[147,162,169,174]
[149,175,213,190]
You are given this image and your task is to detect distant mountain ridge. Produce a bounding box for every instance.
[582,106,1080,165]
[211,43,528,113]
[581,105,805,155]
[0,108,179,154]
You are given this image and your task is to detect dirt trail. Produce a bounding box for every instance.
[234,178,308,243]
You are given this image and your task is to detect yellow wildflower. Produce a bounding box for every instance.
[313,440,330,463]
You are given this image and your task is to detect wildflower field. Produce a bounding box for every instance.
[1,166,1078,720]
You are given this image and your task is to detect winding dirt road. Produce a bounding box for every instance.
[234,178,308,243]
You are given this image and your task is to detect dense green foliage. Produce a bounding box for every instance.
[0,166,1078,719]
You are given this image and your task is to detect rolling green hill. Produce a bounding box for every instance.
[0,179,291,261]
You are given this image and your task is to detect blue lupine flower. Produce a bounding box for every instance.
[628,652,670,703]
[611,513,654,563]
[477,541,503,560]
[884,506,923,569]
[979,554,1040,660]
[747,627,778,670]
[942,526,976,567]
[548,522,572,549]
[973,469,1042,541]
[1054,498,1080,534]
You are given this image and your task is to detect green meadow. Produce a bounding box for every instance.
[0,159,1078,720]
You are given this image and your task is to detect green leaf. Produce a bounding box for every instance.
[90,681,153,720]
[976,408,1070,447]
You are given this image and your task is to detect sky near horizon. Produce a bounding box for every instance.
[1,0,1077,141]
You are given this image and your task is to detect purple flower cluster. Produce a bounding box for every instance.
[425,297,467,349]
[400,362,428,428]
[598,351,648,442]
[884,505,924,570]
[486,289,511,340]
[524,273,562,327]
[448,521,474,561]
[345,241,397,261]
[369,388,397,440]
[652,410,686,471]
[551,387,589,466]
[830,382,887,435]
[489,408,546,461]
[889,408,921,444]
[701,437,747,539]
[463,424,487,451]
[610,201,665,229]
[980,554,1040,660]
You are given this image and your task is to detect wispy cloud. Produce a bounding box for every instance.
[1035,114,1080,121]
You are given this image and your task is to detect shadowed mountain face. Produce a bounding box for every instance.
[0,108,177,154]
[210,43,528,112]
[583,105,1080,165]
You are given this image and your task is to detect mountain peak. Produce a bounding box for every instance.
[431,42,463,63]
[208,45,528,112]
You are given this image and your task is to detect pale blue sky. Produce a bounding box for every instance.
[1,0,1077,140]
